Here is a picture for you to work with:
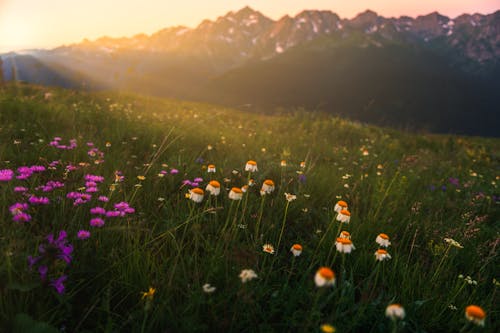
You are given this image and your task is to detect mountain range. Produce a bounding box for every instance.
[2,7,499,136]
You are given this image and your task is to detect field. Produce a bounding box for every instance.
[0,84,498,332]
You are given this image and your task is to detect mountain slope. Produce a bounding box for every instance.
[1,7,499,136]
[197,34,500,136]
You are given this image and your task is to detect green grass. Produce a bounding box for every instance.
[0,83,498,332]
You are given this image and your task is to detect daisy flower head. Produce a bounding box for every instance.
[280,160,287,167]
[376,233,391,247]
[189,188,204,203]
[375,249,392,261]
[339,231,351,239]
[334,200,348,213]
[207,164,216,173]
[290,244,303,257]
[205,180,221,196]
[315,267,336,287]
[336,209,351,223]
[261,179,275,195]
[465,305,486,326]
[335,237,355,253]
[385,304,405,320]
[262,243,275,254]
[285,193,297,202]
[229,187,243,200]
[202,283,216,293]
[239,269,258,283]
[300,161,306,169]
[245,160,258,172]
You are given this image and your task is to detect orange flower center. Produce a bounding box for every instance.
[336,238,352,245]
[318,267,335,280]
[340,231,350,237]
[208,164,215,168]
[231,187,243,194]
[246,160,257,165]
[191,188,204,195]
[376,249,388,255]
[340,209,351,216]
[292,244,303,251]
[264,179,274,186]
[466,305,486,319]
[379,233,389,240]
[209,180,220,188]
[337,200,348,207]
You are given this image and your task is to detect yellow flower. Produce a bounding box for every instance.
[314,267,336,287]
[141,287,156,300]
[444,237,463,248]
[320,324,336,333]
[465,305,486,326]
[137,175,146,181]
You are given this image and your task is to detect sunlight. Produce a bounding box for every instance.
[0,15,35,51]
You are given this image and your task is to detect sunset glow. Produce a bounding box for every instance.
[1,0,499,52]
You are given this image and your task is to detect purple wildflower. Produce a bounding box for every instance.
[449,177,460,187]
[10,202,29,214]
[14,186,28,193]
[39,265,48,280]
[98,196,109,202]
[50,275,67,294]
[194,177,203,183]
[85,187,98,193]
[90,207,106,215]
[28,196,50,205]
[170,169,179,175]
[77,230,91,240]
[106,211,121,218]
[90,218,105,227]
[85,174,104,183]
[0,169,14,181]
[13,213,32,223]
[113,202,135,216]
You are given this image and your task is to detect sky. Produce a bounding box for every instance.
[1,0,499,52]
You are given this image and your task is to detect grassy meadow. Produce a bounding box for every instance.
[0,84,498,332]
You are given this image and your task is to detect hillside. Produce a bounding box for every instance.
[1,7,499,136]
[0,84,498,332]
